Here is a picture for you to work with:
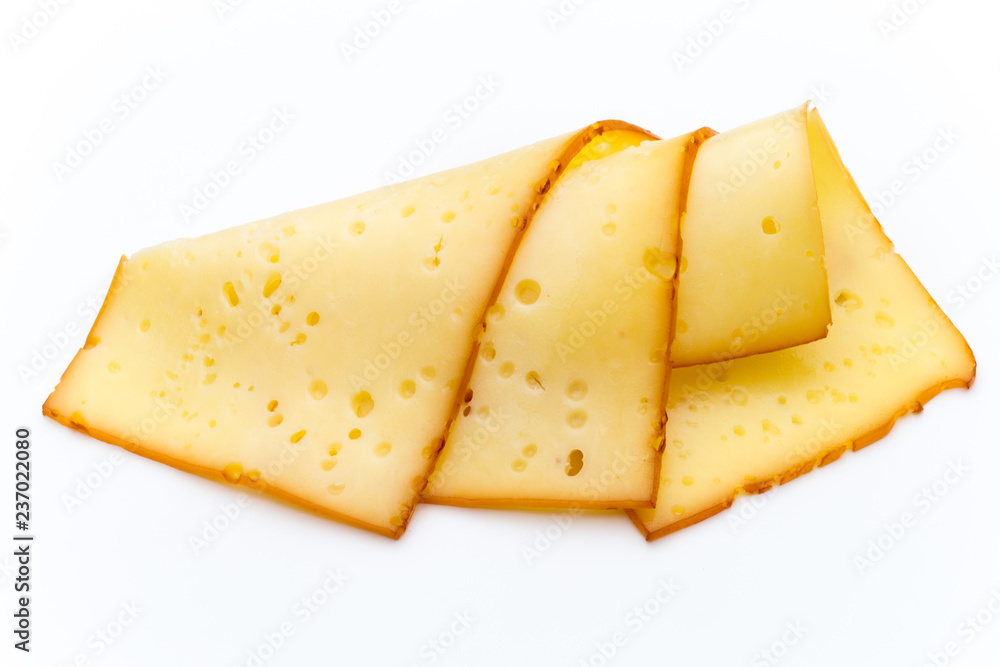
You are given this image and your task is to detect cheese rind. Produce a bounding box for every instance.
[424,135,696,508]
[630,109,976,540]
[44,129,596,538]
[672,104,831,367]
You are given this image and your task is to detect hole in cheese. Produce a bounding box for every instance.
[565,449,584,477]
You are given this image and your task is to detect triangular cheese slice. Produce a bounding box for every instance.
[630,108,976,540]
[44,124,640,538]
[672,104,831,367]
[423,132,705,508]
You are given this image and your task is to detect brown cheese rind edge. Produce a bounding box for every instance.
[43,122,666,539]
[421,126,717,511]
[626,110,977,542]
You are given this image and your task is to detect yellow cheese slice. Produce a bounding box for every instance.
[630,109,976,540]
[424,133,703,508]
[44,123,645,538]
[672,104,831,367]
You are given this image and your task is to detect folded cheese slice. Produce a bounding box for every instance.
[672,103,831,367]
[423,132,706,508]
[630,108,976,540]
[44,123,646,538]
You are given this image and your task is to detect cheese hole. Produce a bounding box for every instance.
[398,380,416,399]
[223,463,243,483]
[203,373,217,385]
[512,459,526,472]
[476,406,490,420]
[246,469,261,482]
[463,406,471,417]
[327,483,345,495]
[565,449,584,477]
[108,361,120,373]
[84,335,101,350]
[329,444,342,456]
[259,242,279,262]
[267,400,278,412]
[441,211,456,223]
[525,371,544,391]
[267,414,283,427]
[761,216,781,234]
[834,289,863,310]
[291,333,307,346]
[290,430,306,443]
[306,312,320,326]
[401,205,415,217]
[566,379,588,401]
[420,366,436,381]
[602,222,616,236]
[566,410,587,429]
[682,476,695,486]
[139,319,150,333]
[875,311,895,328]
[464,389,473,403]
[515,280,541,305]
[423,256,440,271]
[733,425,746,436]
[208,420,216,428]
[389,515,404,527]
[480,343,496,362]
[774,160,781,169]
[351,391,374,417]
[309,379,328,400]
[791,414,803,425]
[487,304,505,322]
[671,505,686,517]
[263,273,282,298]
[778,395,787,405]
[421,444,437,460]
[374,442,392,457]
[348,429,362,440]
[321,459,337,471]
[349,221,365,236]
[731,388,748,406]
[676,319,689,334]
[499,361,514,378]
[223,282,239,307]
[523,444,537,458]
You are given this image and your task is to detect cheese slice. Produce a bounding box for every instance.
[672,104,831,367]
[423,133,702,508]
[630,108,976,540]
[44,124,643,538]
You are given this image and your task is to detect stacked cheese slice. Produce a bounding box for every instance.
[44,106,975,540]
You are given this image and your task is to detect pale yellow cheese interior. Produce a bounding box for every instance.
[44,131,583,538]
[630,109,976,540]
[672,104,831,367]
[424,136,693,507]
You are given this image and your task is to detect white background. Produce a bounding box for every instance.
[2,0,998,665]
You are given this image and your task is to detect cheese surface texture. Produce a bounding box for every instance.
[44,130,592,538]
[630,110,976,540]
[424,136,696,508]
[672,104,831,367]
